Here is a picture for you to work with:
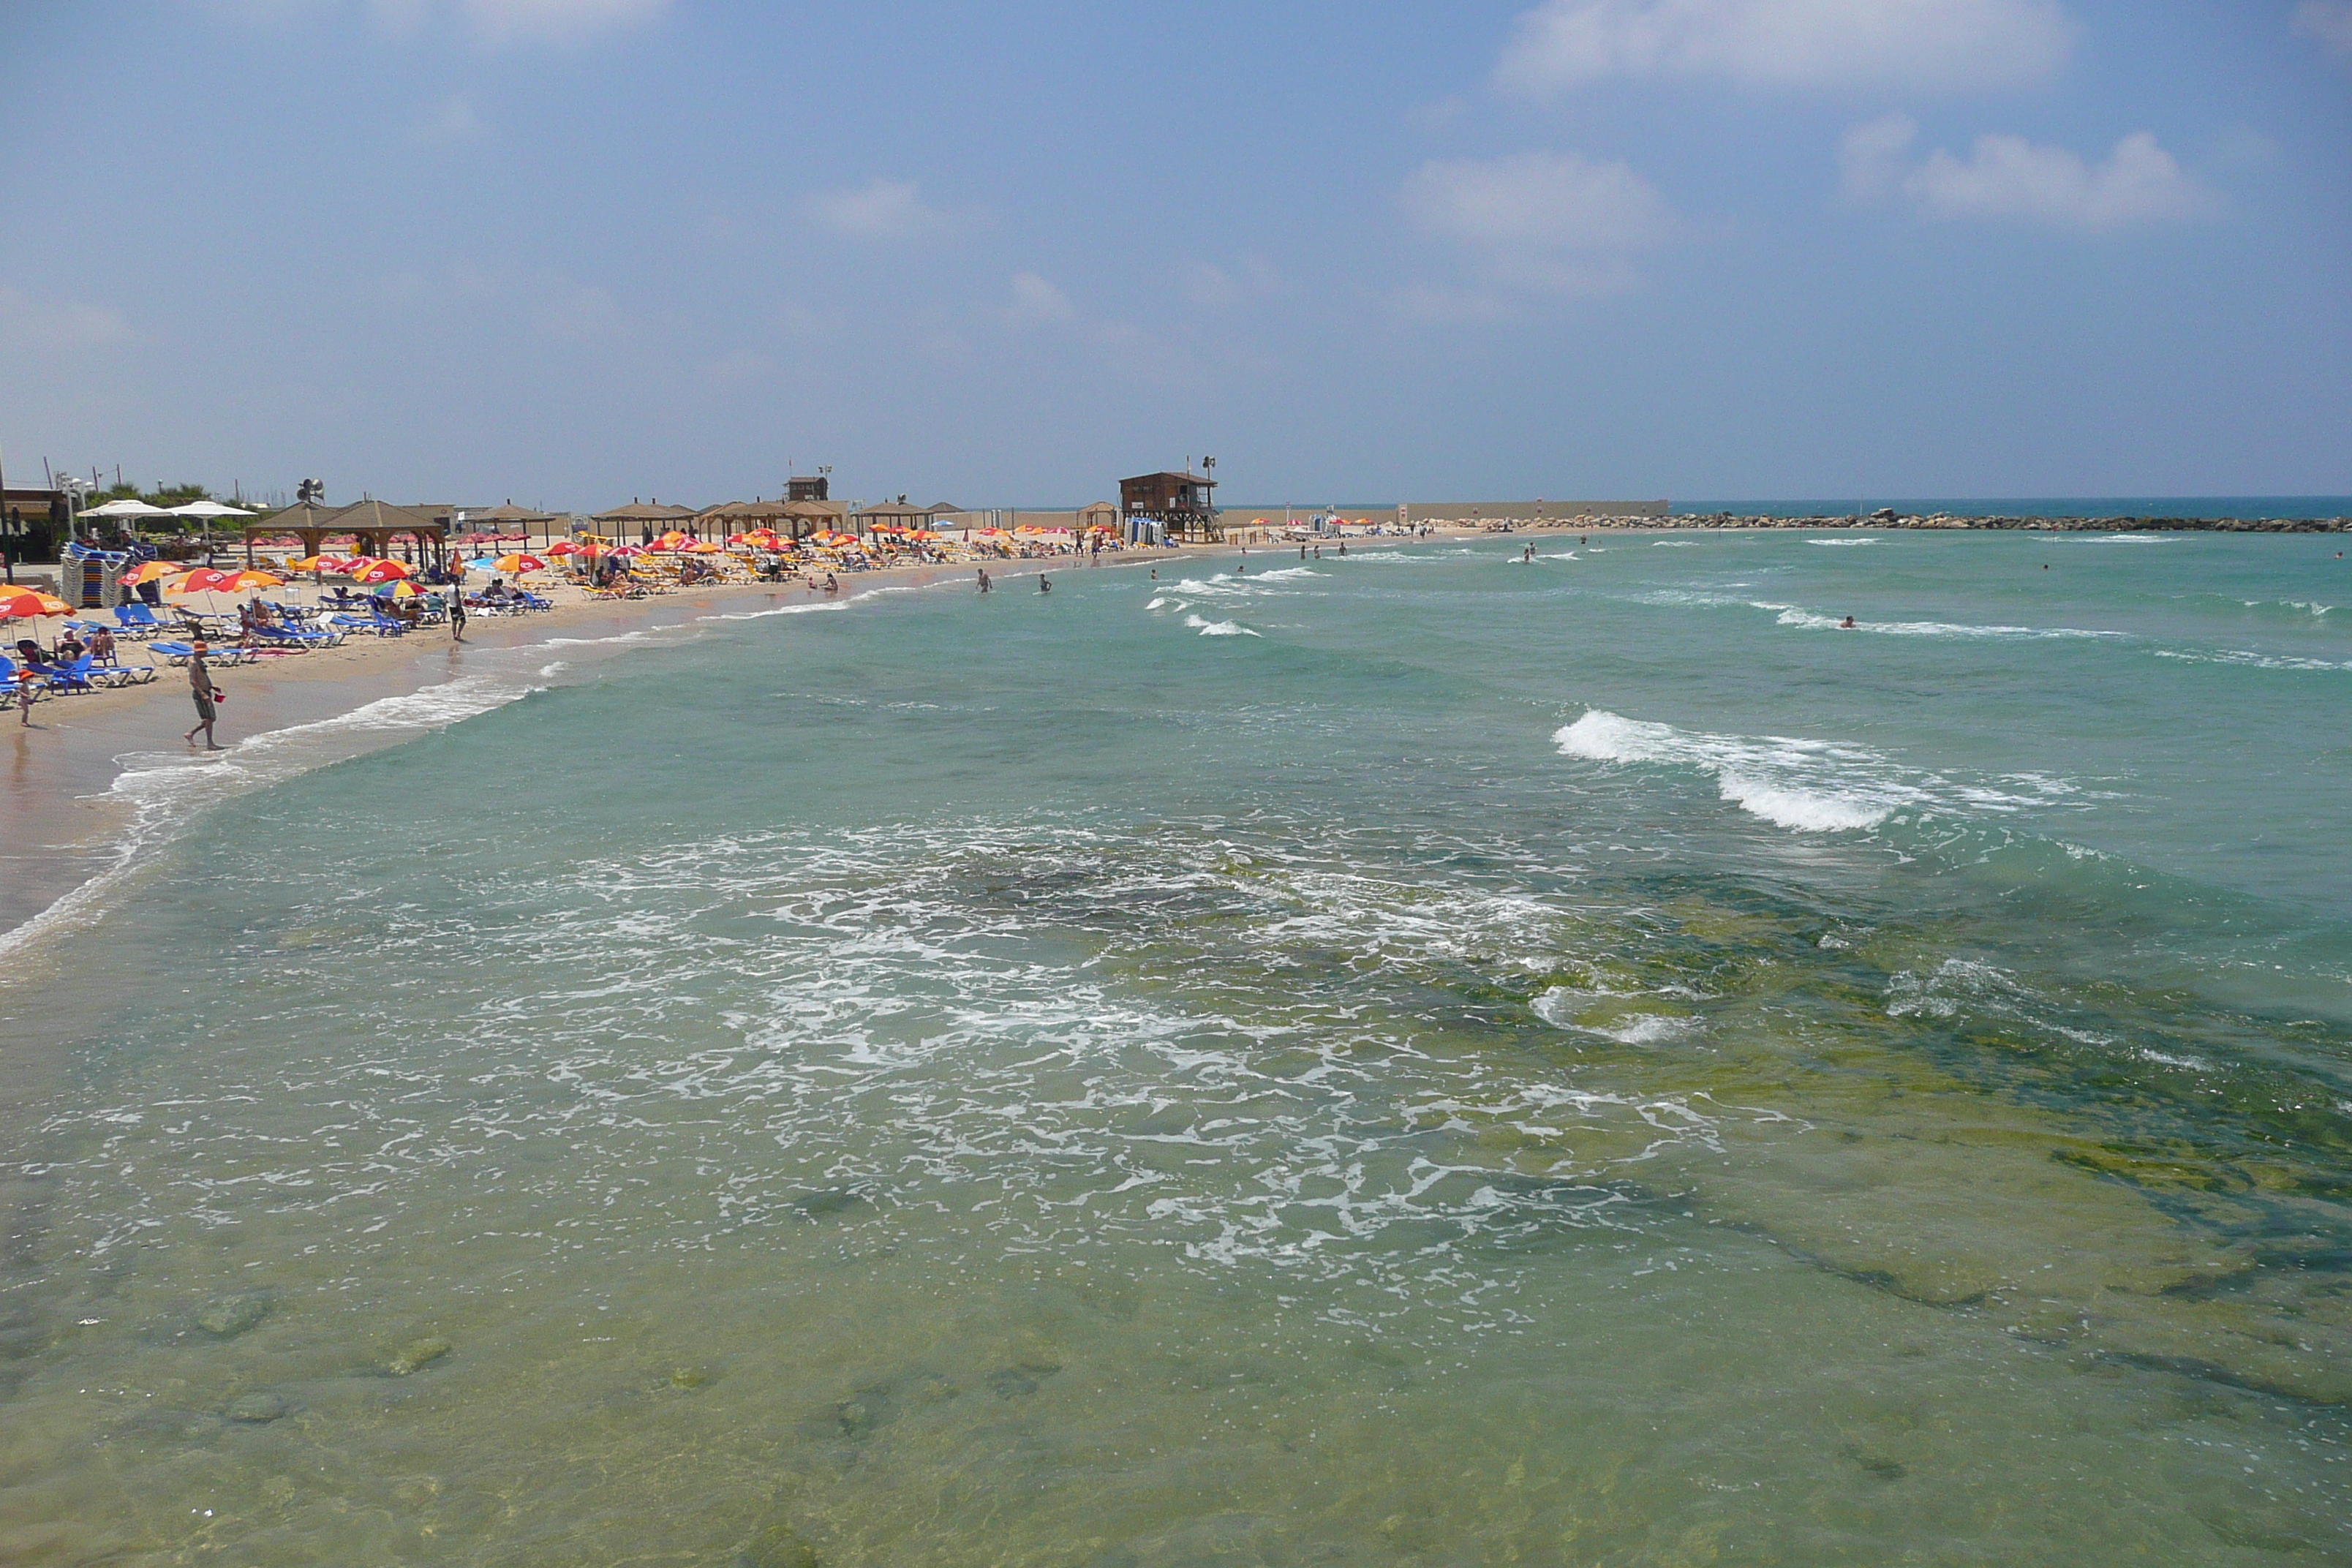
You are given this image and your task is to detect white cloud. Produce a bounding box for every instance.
[0,284,135,349]
[410,94,483,142]
[2294,1,2352,56]
[1401,150,1670,298]
[1496,0,2073,93]
[1899,129,2214,228]
[1839,113,1919,197]
[1844,121,2214,229]
[1181,256,1281,309]
[807,179,957,241]
[453,0,665,43]
[1003,272,1078,328]
[212,0,666,45]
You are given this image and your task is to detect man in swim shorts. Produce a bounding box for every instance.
[183,641,224,750]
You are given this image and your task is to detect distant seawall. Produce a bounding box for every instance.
[1647,512,2351,532]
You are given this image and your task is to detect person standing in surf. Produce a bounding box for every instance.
[449,588,467,642]
[183,641,225,750]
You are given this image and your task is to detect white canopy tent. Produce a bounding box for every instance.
[81,499,173,519]
[170,501,256,520]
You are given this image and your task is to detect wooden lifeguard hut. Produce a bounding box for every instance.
[1120,458,1218,542]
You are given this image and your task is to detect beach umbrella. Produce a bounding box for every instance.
[216,570,283,592]
[375,580,426,599]
[608,543,644,557]
[163,568,242,595]
[543,541,581,557]
[0,588,71,619]
[119,560,177,586]
[353,559,414,584]
[494,554,547,573]
[465,556,500,570]
[83,499,173,521]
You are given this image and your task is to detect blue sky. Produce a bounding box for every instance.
[1,0,2347,509]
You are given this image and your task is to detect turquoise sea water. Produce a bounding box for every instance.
[2,532,2349,1565]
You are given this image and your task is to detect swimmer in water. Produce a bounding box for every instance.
[976,568,990,593]
[1839,616,1857,629]
[1039,575,1051,594]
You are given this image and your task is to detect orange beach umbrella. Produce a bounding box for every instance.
[0,588,71,619]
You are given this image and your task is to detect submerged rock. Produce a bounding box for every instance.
[987,1360,1062,1399]
[734,1520,819,1568]
[385,1336,451,1376]
[669,1365,709,1390]
[225,1391,287,1423]
[790,1188,864,1219]
[195,1293,271,1338]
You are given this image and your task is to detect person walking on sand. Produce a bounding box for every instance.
[182,641,225,750]
[449,587,467,642]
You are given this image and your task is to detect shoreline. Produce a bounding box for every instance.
[0,549,1234,953]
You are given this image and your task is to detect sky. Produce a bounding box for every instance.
[1,0,2348,510]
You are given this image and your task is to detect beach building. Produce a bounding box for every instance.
[787,475,830,503]
[242,498,450,567]
[1076,501,1119,532]
[1,486,68,566]
[1121,469,1218,541]
[593,500,698,543]
[851,497,933,536]
[456,502,559,546]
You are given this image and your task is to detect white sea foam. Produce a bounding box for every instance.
[2152,647,2351,671]
[1552,709,2072,833]
[1807,538,1876,547]
[1145,597,1169,611]
[1531,987,1699,1046]
[698,600,848,621]
[1772,607,2124,640]
[1184,614,1261,638]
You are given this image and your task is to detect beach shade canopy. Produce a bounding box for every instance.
[82,498,173,519]
[170,500,255,519]
[119,560,178,586]
[494,554,547,573]
[606,543,644,557]
[353,559,415,583]
[0,588,72,619]
[221,570,284,590]
[465,556,500,570]
[375,580,426,599]
[163,568,244,595]
[542,540,582,557]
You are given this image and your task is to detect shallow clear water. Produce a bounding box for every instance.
[3,534,2349,1565]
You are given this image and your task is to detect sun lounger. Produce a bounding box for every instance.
[255,622,344,649]
[328,613,404,638]
[147,641,259,667]
[42,654,99,695]
[113,603,169,638]
[89,660,157,687]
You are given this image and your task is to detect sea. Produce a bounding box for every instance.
[1,529,2348,1565]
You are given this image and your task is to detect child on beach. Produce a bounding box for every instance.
[13,668,35,725]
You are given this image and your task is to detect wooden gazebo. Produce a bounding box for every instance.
[851,497,934,537]
[244,499,448,567]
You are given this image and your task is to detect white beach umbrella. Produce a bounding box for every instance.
[82,498,173,519]
[169,500,256,519]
